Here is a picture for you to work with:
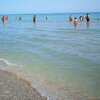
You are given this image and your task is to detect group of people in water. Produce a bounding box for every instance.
[69,13,90,26]
[1,14,90,27]
[1,15,48,23]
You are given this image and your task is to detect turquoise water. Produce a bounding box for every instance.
[0,13,100,100]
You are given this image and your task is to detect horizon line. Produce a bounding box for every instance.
[0,11,100,15]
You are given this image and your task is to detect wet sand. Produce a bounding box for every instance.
[0,69,46,100]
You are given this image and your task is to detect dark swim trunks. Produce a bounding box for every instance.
[86,16,90,22]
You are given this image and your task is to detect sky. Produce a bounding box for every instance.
[0,0,99,14]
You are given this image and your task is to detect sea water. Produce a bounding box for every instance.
[0,12,100,100]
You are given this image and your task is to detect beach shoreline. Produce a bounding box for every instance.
[0,12,100,100]
[0,69,47,100]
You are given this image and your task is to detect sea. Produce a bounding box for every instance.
[0,12,100,100]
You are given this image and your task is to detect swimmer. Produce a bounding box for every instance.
[46,16,48,20]
[69,15,73,21]
[86,13,90,22]
[1,16,8,23]
[19,17,22,20]
[73,17,78,26]
[33,15,36,23]
[79,16,84,21]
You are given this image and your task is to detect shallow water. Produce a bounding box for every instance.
[0,13,100,100]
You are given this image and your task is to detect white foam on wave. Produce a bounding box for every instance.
[16,69,77,100]
[0,59,67,99]
[0,58,91,100]
[0,59,15,66]
[0,59,50,99]
[0,58,23,72]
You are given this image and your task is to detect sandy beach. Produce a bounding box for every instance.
[0,69,46,100]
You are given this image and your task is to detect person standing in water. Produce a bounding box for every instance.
[86,13,90,22]
[86,13,90,28]
[79,16,84,21]
[46,16,48,20]
[1,16,8,23]
[19,17,22,20]
[69,14,73,22]
[73,17,78,26]
[33,15,36,23]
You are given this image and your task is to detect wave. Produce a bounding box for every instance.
[0,58,99,100]
[0,58,22,72]
[0,59,15,66]
[0,59,49,98]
